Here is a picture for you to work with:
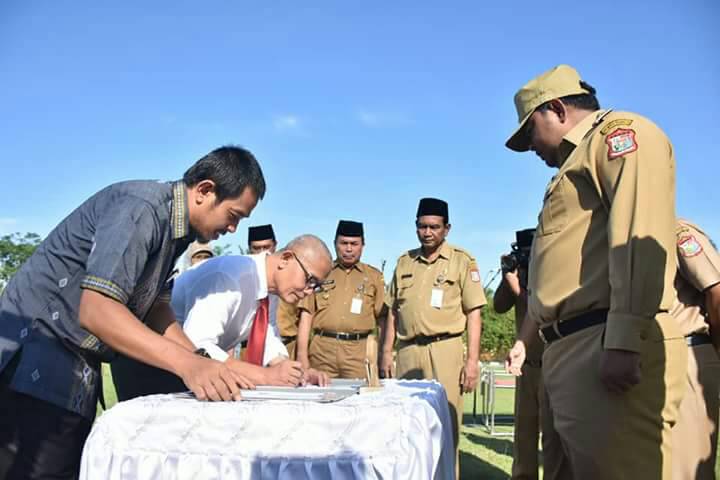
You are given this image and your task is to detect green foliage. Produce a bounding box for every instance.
[212,244,234,256]
[0,232,41,290]
[481,288,517,360]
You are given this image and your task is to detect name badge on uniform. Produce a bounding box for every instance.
[431,288,443,309]
[351,297,363,314]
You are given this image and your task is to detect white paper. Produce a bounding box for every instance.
[240,387,356,403]
[350,297,363,314]
[430,288,443,308]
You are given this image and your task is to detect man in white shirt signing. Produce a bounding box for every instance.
[171,234,333,388]
[115,235,333,399]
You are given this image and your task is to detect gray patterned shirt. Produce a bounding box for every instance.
[0,180,194,418]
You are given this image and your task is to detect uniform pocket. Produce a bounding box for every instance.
[398,274,414,289]
[316,284,335,310]
[396,274,414,306]
[538,176,568,236]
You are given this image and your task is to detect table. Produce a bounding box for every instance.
[80,380,454,480]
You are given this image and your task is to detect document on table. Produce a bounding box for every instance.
[241,385,358,403]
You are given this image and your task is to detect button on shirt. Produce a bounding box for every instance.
[170,253,288,365]
[527,110,678,352]
[671,220,720,336]
[0,180,194,419]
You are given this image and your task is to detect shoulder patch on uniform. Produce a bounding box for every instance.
[605,128,638,159]
[600,118,633,135]
[678,234,703,257]
[470,269,481,283]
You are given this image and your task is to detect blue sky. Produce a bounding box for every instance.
[1,1,718,286]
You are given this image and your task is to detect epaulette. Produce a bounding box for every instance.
[450,244,476,262]
[363,262,383,276]
[595,111,646,136]
[404,248,421,259]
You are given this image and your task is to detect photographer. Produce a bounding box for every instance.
[494,229,544,480]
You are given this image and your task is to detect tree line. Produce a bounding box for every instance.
[0,232,516,359]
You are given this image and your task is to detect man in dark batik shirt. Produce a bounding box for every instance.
[0,146,265,480]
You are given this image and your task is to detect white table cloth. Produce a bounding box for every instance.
[80,380,454,480]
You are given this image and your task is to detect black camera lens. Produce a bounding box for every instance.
[501,254,519,272]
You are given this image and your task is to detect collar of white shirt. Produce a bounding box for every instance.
[249,252,269,301]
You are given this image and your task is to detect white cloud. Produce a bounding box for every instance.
[356,109,409,128]
[273,114,301,131]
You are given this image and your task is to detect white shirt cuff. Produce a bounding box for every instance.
[201,343,230,362]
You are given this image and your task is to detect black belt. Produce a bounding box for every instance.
[686,334,712,347]
[240,336,296,348]
[281,335,297,345]
[525,359,542,368]
[314,329,371,341]
[406,331,463,346]
[539,309,608,345]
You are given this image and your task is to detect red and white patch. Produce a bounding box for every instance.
[605,128,638,159]
[470,269,481,282]
[678,235,703,257]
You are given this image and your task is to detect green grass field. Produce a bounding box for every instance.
[460,386,515,479]
[98,364,719,479]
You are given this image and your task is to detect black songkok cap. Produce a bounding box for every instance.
[416,197,449,223]
[515,228,536,248]
[336,220,364,239]
[248,224,276,242]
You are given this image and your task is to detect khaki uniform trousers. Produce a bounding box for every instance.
[284,340,297,361]
[540,384,573,480]
[511,363,543,480]
[396,335,464,475]
[511,364,571,480]
[308,335,372,379]
[671,343,720,480]
[543,314,687,480]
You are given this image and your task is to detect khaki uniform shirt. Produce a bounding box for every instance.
[275,299,299,337]
[670,220,720,336]
[299,261,385,333]
[527,110,677,352]
[386,241,487,340]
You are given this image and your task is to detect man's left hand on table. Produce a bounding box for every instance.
[302,368,330,387]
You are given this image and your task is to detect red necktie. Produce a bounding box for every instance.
[246,297,269,366]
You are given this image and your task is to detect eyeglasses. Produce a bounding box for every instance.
[291,251,324,293]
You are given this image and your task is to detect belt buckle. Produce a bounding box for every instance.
[538,328,548,345]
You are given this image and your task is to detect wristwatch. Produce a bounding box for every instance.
[194,348,211,359]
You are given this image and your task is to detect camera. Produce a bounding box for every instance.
[501,228,535,273]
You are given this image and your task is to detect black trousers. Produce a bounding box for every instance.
[0,358,93,480]
[111,353,186,401]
